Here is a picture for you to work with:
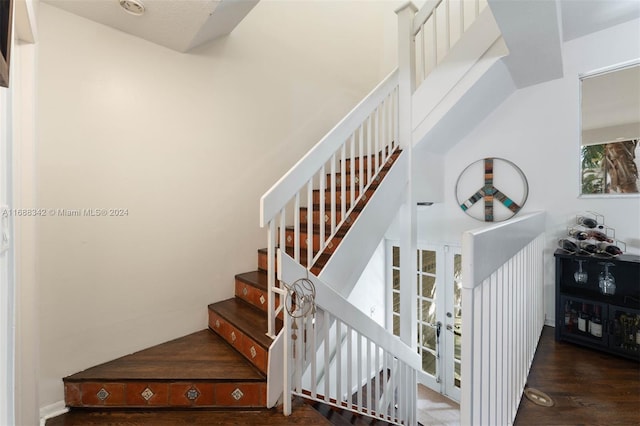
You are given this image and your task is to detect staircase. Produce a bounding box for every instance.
[50,1,509,424]
[52,149,399,424]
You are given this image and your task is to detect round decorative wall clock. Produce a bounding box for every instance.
[455,157,529,222]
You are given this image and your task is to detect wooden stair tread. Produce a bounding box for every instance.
[208,298,278,349]
[236,270,268,291]
[46,399,332,425]
[64,330,265,383]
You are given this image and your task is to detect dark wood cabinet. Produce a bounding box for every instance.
[555,249,640,361]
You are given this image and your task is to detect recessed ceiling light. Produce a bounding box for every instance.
[119,0,145,16]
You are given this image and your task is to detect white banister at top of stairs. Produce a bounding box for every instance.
[260,69,400,338]
[411,0,488,88]
[461,211,546,425]
[278,250,420,425]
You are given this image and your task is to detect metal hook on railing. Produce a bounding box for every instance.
[282,272,316,319]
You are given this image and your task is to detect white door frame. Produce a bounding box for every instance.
[0,79,15,426]
[386,240,461,401]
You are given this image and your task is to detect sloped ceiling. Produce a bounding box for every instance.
[561,0,640,41]
[41,0,259,52]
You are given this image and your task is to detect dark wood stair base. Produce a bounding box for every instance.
[63,330,267,409]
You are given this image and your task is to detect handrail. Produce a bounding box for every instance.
[412,0,441,36]
[260,68,399,227]
[279,250,421,370]
[261,67,399,339]
[462,211,546,287]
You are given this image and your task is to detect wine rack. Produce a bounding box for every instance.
[555,249,640,361]
[558,211,626,257]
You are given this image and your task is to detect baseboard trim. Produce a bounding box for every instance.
[39,400,68,426]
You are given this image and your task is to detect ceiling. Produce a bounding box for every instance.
[41,0,640,54]
[560,0,640,41]
[41,0,259,52]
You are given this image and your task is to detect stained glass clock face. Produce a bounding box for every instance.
[455,158,529,222]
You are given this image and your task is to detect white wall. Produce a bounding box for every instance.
[435,18,640,325]
[37,1,399,407]
[347,240,386,326]
[12,39,39,426]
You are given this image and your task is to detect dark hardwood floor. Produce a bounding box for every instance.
[514,326,640,425]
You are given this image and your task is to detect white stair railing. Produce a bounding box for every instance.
[412,0,488,88]
[461,211,546,425]
[278,251,420,425]
[260,70,400,339]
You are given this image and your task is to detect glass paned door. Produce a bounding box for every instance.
[417,248,439,389]
[387,242,462,401]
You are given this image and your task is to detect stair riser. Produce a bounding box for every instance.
[208,311,268,374]
[300,209,343,227]
[326,173,369,189]
[235,278,272,313]
[312,189,361,204]
[341,150,391,171]
[284,229,340,253]
[257,251,313,273]
[64,381,266,408]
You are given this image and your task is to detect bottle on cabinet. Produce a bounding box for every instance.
[597,242,623,257]
[590,305,603,338]
[578,241,598,255]
[558,239,578,253]
[568,228,589,241]
[577,216,599,229]
[578,303,590,333]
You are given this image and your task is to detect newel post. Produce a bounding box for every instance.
[395,1,417,151]
[395,2,418,349]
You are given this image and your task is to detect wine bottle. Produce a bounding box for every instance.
[578,241,598,254]
[564,300,571,328]
[578,216,598,228]
[597,242,623,256]
[590,305,603,338]
[585,230,614,243]
[558,238,578,253]
[578,303,588,333]
[568,228,589,240]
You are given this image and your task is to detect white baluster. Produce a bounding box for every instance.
[358,124,364,194]
[357,334,363,413]
[366,114,372,186]
[267,220,276,338]
[350,134,355,208]
[346,325,353,408]
[294,192,300,262]
[340,143,346,222]
[330,154,336,234]
[319,165,325,251]
[310,311,317,399]
[366,339,372,414]
[336,319,342,404]
[307,181,313,268]
[324,312,331,402]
